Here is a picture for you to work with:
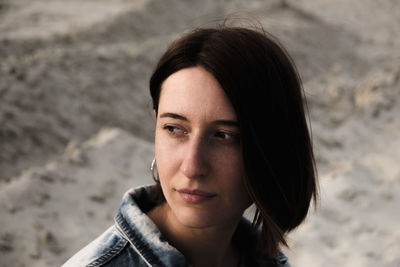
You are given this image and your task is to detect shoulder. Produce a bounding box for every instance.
[277,250,291,267]
[62,225,129,267]
[235,218,291,267]
[242,247,290,267]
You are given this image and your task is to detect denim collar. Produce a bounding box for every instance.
[114,185,287,267]
[115,185,188,267]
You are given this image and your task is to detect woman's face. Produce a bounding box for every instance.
[155,66,251,229]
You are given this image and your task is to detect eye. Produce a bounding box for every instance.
[214,131,240,143]
[214,131,230,139]
[163,125,186,136]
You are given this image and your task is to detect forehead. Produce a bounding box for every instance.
[158,67,237,121]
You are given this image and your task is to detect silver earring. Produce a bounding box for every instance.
[151,157,159,182]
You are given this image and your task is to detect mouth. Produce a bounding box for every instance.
[176,188,216,204]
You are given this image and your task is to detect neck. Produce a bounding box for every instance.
[148,203,241,267]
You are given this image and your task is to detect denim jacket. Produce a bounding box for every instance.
[63,185,290,267]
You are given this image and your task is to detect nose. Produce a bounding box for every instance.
[180,136,210,179]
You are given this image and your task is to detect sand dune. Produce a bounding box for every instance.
[1,0,399,266]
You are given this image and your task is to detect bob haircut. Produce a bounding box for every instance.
[149,25,318,259]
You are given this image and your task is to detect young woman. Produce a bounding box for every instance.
[63,25,318,267]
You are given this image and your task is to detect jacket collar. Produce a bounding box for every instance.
[114,185,288,267]
[115,185,187,267]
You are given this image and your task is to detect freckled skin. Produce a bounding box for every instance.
[155,66,252,229]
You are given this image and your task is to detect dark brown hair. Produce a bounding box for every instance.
[149,25,318,259]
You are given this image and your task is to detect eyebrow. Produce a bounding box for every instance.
[159,112,188,121]
[159,112,239,127]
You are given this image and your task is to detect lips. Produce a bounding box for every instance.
[176,188,216,204]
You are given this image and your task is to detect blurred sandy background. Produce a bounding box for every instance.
[1,0,400,266]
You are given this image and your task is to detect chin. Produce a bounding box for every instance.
[173,206,220,229]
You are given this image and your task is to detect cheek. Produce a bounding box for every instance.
[155,133,179,185]
[218,155,251,206]
[155,143,174,202]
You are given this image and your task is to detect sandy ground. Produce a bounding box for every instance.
[1,0,399,266]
